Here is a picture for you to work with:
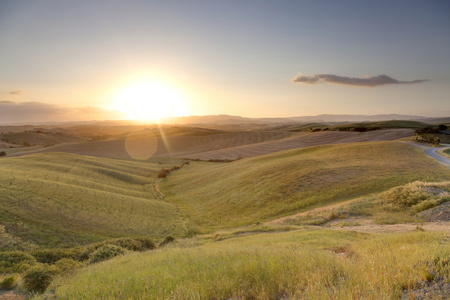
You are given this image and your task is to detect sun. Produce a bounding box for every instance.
[114,80,183,121]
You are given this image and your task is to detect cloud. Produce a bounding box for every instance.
[292,73,428,87]
[9,90,23,95]
[0,101,69,115]
[0,101,124,124]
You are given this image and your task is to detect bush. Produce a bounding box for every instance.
[22,264,58,293]
[0,251,36,274]
[54,258,82,273]
[78,237,156,261]
[157,168,170,178]
[0,275,18,290]
[413,199,441,213]
[31,248,83,264]
[159,235,175,247]
[381,183,429,208]
[0,151,6,157]
[88,245,126,264]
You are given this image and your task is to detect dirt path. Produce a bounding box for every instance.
[329,218,450,234]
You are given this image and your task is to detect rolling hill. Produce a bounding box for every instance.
[161,141,450,230]
[0,153,186,248]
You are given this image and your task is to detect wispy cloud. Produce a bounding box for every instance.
[0,101,124,123]
[292,73,428,87]
[9,90,23,95]
[0,101,68,115]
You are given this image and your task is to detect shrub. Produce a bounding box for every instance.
[54,258,82,274]
[78,237,156,261]
[88,245,126,264]
[381,183,429,208]
[0,251,36,274]
[413,199,440,213]
[1,275,18,290]
[159,235,175,247]
[0,151,6,157]
[22,264,58,293]
[31,248,83,264]
[157,168,170,178]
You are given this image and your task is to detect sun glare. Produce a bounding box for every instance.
[114,80,185,122]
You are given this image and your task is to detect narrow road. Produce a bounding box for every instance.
[407,142,450,168]
[424,146,450,167]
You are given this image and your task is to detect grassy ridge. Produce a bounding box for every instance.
[0,153,185,248]
[162,141,450,230]
[46,230,449,299]
[284,120,429,132]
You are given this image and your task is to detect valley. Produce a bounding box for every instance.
[0,120,449,299]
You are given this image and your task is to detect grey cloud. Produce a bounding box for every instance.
[292,73,428,87]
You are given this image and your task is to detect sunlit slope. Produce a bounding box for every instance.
[161,141,450,229]
[11,130,290,159]
[167,129,413,160]
[0,153,185,247]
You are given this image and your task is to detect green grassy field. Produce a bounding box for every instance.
[43,229,449,300]
[0,153,186,248]
[161,141,450,231]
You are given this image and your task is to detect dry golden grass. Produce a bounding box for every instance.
[162,141,450,230]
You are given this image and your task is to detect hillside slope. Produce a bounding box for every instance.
[0,153,185,248]
[161,141,450,230]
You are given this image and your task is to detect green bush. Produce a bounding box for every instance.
[22,264,58,293]
[54,258,82,274]
[381,183,429,208]
[31,248,83,264]
[88,245,126,264]
[159,235,175,247]
[1,275,18,290]
[81,237,155,260]
[413,199,440,213]
[0,251,36,274]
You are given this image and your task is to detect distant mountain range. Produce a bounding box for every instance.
[162,114,448,125]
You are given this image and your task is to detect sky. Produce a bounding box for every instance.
[0,0,449,123]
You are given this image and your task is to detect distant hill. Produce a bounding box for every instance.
[162,114,437,126]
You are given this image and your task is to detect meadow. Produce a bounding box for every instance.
[0,153,186,248]
[43,229,449,299]
[1,123,449,299]
[162,141,450,231]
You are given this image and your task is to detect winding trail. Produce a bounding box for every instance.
[408,142,450,168]
[425,146,450,167]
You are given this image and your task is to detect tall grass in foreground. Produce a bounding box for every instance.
[47,230,449,299]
